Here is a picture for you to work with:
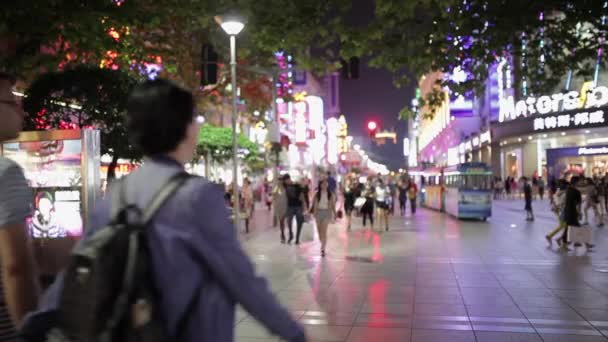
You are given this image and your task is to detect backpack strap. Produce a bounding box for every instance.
[141,172,191,225]
[110,172,191,225]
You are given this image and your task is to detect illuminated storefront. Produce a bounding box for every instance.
[493,81,608,179]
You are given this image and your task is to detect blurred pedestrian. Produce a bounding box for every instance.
[523,177,534,221]
[327,171,337,195]
[546,179,568,245]
[311,179,336,257]
[284,174,307,244]
[398,180,408,216]
[273,177,288,242]
[241,178,254,233]
[361,177,375,229]
[562,176,594,250]
[0,71,40,339]
[375,178,390,231]
[538,177,545,200]
[408,178,418,214]
[582,178,602,227]
[342,175,356,230]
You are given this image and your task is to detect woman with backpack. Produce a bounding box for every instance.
[310,178,336,257]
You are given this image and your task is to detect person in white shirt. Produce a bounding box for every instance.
[374,178,390,231]
[310,179,336,257]
[0,71,40,339]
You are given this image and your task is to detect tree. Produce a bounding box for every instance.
[22,66,141,180]
[2,0,354,133]
[197,124,260,177]
[1,0,351,83]
[349,0,608,119]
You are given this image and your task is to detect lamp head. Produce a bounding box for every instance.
[215,13,246,35]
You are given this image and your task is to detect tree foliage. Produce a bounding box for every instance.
[197,124,260,163]
[352,0,608,119]
[22,66,141,167]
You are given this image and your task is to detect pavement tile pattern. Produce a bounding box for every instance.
[234,200,608,341]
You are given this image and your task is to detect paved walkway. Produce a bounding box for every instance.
[234,200,608,342]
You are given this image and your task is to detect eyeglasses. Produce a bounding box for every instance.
[0,100,19,108]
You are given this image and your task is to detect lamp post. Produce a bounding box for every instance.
[218,15,245,231]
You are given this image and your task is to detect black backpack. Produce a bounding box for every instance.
[47,172,191,342]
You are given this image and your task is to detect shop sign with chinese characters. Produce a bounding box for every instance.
[533,109,605,131]
[500,83,608,122]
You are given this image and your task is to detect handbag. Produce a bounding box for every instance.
[336,210,343,219]
[354,197,366,209]
[568,226,592,244]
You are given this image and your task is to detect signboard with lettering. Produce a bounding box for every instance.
[546,144,608,178]
[493,106,608,140]
[499,84,608,122]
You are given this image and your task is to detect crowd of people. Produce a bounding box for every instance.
[493,175,546,200]
[494,171,604,251]
[545,175,600,251]
[267,172,419,257]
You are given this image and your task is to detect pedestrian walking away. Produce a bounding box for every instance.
[561,176,594,251]
[398,180,408,216]
[546,179,568,245]
[360,177,375,229]
[284,174,308,244]
[582,178,603,227]
[407,178,418,214]
[22,79,306,342]
[0,71,40,341]
[523,177,534,221]
[342,175,357,230]
[310,179,336,257]
[374,178,390,231]
[273,177,288,242]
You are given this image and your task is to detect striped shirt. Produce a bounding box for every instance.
[0,157,32,340]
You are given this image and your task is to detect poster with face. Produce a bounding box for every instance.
[29,187,82,238]
[2,139,83,238]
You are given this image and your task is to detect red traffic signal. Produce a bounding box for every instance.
[367,120,378,138]
[367,121,377,131]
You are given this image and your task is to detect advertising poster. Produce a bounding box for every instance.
[2,139,83,238]
[458,189,492,218]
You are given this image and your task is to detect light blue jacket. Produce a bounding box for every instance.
[24,156,305,342]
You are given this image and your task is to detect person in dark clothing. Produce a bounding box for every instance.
[561,176,581,250]
[398,180,408,216]
[538,177,545,200]
[342,175,357,230]
[299,177,311,210]
[549,176,558,205]
[523,177,534,221]
[284,174,307,244]
[327,171,337,195]
[360,177,375,229]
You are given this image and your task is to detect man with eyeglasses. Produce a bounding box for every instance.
[0,72,40,340]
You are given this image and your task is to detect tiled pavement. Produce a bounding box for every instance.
[234,200,608,341]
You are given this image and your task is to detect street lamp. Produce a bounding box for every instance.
[218,13,245,231]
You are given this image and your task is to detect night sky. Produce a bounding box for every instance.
[340,61,412,171]
[339,0,414,171]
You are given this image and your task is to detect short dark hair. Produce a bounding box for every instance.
[126,79,194,156]
[0,72,16,85]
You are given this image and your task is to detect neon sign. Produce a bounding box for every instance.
[499,85,608,122]
[533,110,605,131]
[578,146,608,155]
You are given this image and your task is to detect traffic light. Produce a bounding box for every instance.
[201,44,218,86]
[367,120,378,137]
[340,57,360,80]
